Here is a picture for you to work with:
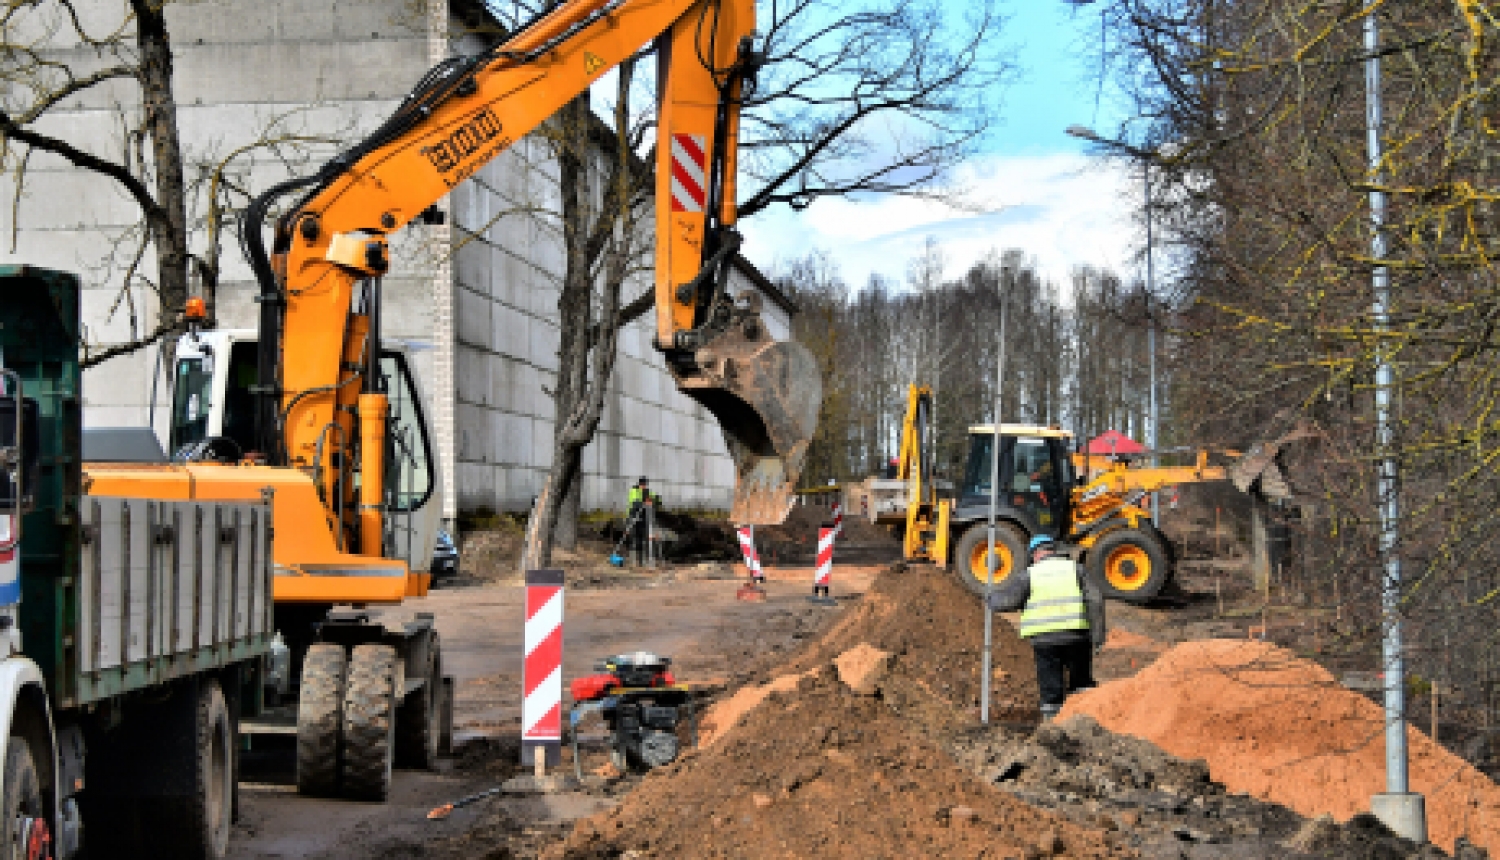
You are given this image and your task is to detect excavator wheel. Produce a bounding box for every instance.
[296,643,346,797]
[395,638,442,769]
[952,523,1027,599]
[1087,527,1171,603]
[341,644,402,801]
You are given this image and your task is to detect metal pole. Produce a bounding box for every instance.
[1144,161,1159,520]
[1366,9,1405,796]
[1366,15,1422,841]
[981,282,1009,725]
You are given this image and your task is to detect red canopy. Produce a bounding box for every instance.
[1085,429,1145,455]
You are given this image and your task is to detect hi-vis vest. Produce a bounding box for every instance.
[629,487,652,506]
[1018,557,1089,638]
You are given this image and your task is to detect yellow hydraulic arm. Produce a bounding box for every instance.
[243,0,821,568]
[896,384,949,564]
[1070,450,1230,537]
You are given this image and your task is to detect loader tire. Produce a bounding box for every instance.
[395,640,442,770]
[342,644,401,801]
[1088,527,1172,603]
[296,643,346,797]
[952,523,1028,599]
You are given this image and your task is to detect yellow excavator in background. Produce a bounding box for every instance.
[84,0,820,802]
[889,386,1231,603]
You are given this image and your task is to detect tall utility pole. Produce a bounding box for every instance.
[1142,161,1159,519]
[981,284,1009,726]
[1365,9,1426,843]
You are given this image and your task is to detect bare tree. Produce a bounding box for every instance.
[495,0,1008,569]
[0,1,334,367]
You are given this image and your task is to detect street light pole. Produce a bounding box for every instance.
[1364,9,1425,843]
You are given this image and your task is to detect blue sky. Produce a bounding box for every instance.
[739,1,1141,292]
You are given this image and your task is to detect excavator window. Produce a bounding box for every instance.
[169,356,214,452]
[379,352,434,513]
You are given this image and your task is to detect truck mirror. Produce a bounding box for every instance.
[0,395,39,511]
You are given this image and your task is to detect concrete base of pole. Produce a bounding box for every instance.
[1371,793,1427,843]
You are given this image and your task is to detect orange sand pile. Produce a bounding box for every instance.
[1062,638,1500,855]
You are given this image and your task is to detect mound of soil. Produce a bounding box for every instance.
[949,715,1457,859]
[548,671,1131,859]
[776,560,1039,724]
[1063,639,1500,856]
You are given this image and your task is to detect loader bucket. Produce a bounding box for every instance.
[674,330,821,526]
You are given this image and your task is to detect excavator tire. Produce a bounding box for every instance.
[296,643,346,797]
[1088,527,1172,603]
[952,523,1028,599]
[395,640,442,769]
[341,644,401,801]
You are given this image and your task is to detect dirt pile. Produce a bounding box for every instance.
[548,671,1132,860]
[949,715,1461,859]
[1063,638,1500,856]
[776,559,1038,724]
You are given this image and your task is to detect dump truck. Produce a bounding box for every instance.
[0,265,272,859]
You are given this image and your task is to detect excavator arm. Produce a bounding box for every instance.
[243,0,820,552]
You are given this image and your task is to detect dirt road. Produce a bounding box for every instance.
[228,566,881,859]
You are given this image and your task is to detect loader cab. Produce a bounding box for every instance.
[959,425,1075,539]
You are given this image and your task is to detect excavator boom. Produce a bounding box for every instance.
[246,0,819,534]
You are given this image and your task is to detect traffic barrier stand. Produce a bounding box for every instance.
[522,568,564,771]
[735,525,766,602]
[809,523,837,606]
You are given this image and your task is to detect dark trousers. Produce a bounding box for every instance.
[1032,637,1095,708]
[630,505,649,564]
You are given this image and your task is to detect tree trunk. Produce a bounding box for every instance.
[555,465,582,550]
[132,0,190,323]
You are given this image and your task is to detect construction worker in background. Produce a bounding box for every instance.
[627,477,661,566]
[987,534,1106,721]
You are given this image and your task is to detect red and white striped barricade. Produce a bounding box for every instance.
[812,523,836,603]
[831,500,844,537]
[736,526,764,582]
[522,568,564,768]
[735,526,767,601]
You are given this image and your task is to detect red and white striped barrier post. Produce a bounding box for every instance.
[813,524,835,599]
[522,568,564,770]
[831,500,844,537]
[736,526,764,583]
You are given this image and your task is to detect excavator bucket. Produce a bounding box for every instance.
[674,323,822,526]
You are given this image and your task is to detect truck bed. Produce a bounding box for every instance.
[64,495,272,707]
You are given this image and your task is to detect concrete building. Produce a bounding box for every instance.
[0,0,794,519]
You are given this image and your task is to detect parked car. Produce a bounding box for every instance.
[432,528,460,577]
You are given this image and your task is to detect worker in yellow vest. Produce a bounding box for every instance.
[987,534,1106,721]
[627,477,661,566]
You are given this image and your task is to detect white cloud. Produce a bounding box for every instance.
[739,153,1141,290]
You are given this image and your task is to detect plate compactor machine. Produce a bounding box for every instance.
[569,652,695,772]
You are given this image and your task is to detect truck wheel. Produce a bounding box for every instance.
[296,643,346,797]
[2,735,48,860]
[952,523,1027,598]
[342,644,401,801]
[1088,527,1172,603]
[395,641,441,770]
[148,679,233,860]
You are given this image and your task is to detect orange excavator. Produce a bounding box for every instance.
[84,0,819,802]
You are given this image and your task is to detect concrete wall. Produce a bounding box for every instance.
[0,0,794,518]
